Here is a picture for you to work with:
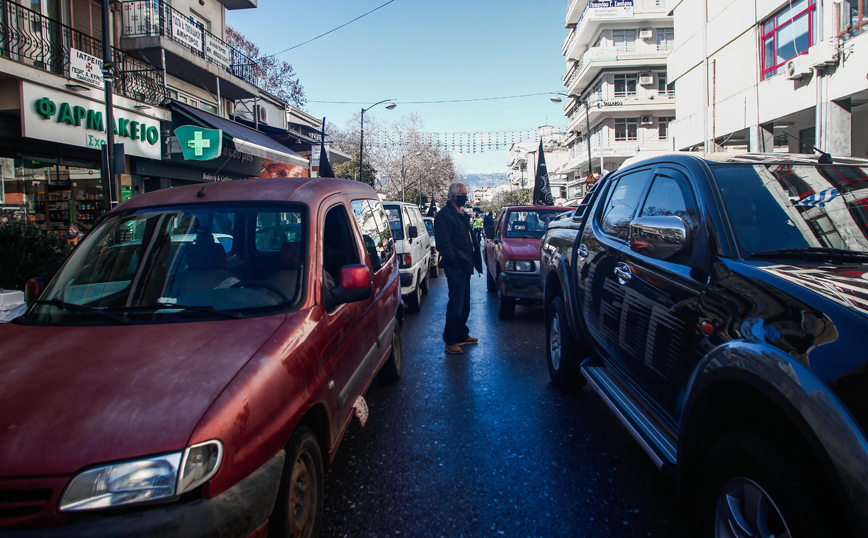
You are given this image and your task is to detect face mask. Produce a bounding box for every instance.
[455,194,468,207]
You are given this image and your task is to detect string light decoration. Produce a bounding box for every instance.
[364,127,567,154]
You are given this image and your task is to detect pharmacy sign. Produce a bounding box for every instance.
[175,126,222,161]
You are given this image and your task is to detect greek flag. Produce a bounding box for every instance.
[794,189,839,207]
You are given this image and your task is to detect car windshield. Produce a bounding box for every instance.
[711,163,868,257]
[504,209,566,238]
[383,206,405,240]
[26,203,306,324]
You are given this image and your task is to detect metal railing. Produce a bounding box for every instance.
[0,0,167,105]
[121,0,257,86]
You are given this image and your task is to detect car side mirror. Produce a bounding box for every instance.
[408,226,418,239]
[484,225,495,240]
[330,264,372,305]
[629,216,691,260]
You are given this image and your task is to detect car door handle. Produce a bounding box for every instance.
[614,262,632,285]
[577,244,589,260]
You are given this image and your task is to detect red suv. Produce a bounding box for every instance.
[0,178,403,537]
[484,205,567,320]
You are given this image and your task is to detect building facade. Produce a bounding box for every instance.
[0,0,310,233]
[668,0,868,158]
[559,0,677,184]
[506,126,572,204]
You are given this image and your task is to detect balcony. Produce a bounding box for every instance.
[565,90,676,133]
[565,46,670,95]
[120,0,260,100]
[566,0,670,59]
[0,0,167,105]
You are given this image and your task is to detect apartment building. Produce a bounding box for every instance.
[0,0,308,232]
[559,0,676,185]
[506,126,572,204]
[668,0,868,158]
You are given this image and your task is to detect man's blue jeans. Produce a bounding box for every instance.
[443,265,471,346]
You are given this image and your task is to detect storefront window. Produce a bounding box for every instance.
[0,159,104,234]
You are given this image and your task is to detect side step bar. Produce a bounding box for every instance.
[582,365,677,474]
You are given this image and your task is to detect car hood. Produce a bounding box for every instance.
[503,237,543,259]
[0,317,283,476]
[755,262,868,320]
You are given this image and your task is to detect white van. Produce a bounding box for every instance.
[382,202,432,312]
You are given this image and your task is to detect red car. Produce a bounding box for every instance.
[0,178,403,537]
[484,205,568,320]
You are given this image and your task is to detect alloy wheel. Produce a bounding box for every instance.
[715,477,790,538]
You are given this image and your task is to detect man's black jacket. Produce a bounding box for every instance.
[434,204,483,274]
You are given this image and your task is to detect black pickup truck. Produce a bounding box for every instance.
[540,152,868,538]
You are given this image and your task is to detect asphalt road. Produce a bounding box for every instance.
[320,265,691,538]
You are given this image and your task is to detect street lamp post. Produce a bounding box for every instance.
[359,99,396,184]
[551,93,593,176]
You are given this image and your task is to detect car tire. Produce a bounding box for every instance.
[699,431,848,538]
[269,425,324,538]
[496,274,515,320]
[378,322,403,382]
[406,283,421,313]
[546,296,586,389]
[420,271,429,295]
[486,269,496,293]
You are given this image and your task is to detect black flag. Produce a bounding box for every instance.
[426,198,437,217]
[318,117,335,178]
[533,138,554,206]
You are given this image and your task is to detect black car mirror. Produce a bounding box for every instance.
[408,226,418,239]
[629,216,691,260]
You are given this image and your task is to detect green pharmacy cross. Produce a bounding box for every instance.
[175,126,223,161]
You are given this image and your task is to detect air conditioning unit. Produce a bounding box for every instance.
[785,56,812,79]
[639,73,654,85]
[807,38,840,68]
[257,105,268,124]
[641,116,652,124]
[639,28,652,39]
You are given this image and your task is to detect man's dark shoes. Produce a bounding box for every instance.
[445,343,463,354]
[459,336,478,345]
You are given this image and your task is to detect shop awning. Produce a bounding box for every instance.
[170,102,309,168]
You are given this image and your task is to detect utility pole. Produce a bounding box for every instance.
[101,0,117,207]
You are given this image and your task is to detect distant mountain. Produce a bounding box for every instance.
[461,173,511,191]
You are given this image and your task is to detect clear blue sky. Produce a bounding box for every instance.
[227,0,569,174]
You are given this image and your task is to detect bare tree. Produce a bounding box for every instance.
[226,26,306,108]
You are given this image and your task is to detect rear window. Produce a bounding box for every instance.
[383,206,405,240]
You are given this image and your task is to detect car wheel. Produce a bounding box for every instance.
[378,322,403,382]
[700,431,847,538]
[269,425,324,538]
[420,271,429,295]
[486,269,496,293]
[546,296,586,389]
[406,283,421,313]
[496,274,515,320]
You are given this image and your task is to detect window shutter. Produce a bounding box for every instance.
[72,0,90,34]
[90,1,103,41]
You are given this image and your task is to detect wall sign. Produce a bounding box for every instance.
[21,82,162,159]
[171,11,203,53]
[174,126,222,160]
[69,48,104,89]
[205,35,231,68]
[587,0,633,19]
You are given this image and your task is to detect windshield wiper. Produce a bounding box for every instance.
[751,247,868,262]
[32,299,131,324]
[107,302,244,319]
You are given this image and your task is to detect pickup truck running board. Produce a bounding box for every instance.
[582,365,677,474]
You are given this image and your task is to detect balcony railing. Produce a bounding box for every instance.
[0,0,167,105]
[121,0,257,86]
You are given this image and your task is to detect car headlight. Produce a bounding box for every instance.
[505,260,534,272]
[59,440,222,512]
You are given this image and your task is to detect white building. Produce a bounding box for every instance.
[559,0,677,183]
[506,126,572,203]
[668,0,868,158]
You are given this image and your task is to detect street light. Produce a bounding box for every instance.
[359,99,397,184]
[551,93,593,176]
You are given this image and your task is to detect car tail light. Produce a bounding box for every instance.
[404,253,412,266]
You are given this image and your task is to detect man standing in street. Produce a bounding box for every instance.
[435,181,483,355]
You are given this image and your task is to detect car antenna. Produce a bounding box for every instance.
[197,185,206,198]
[780,131,833,164]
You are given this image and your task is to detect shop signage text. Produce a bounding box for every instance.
[22,82,162,160]
[205,35,231,68]
[596,101,624,107]
[587,0,633,19]
[171,12,203,52]
[69,48,104,89]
